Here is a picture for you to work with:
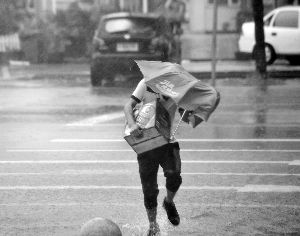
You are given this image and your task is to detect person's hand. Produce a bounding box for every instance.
[129,123,143,138]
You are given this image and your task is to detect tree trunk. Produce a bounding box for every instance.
[252,0,267,80]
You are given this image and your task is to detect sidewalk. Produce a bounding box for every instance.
[182,60,300,79]
[2,59,300,80]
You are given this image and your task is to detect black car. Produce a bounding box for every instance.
[90,12,178,86]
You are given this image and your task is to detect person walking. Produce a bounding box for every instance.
[124,79,183,236]
[124,60,220,236]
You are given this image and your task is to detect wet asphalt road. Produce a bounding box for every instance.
[0,76,300,236]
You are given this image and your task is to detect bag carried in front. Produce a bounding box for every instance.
[124,99,171,154]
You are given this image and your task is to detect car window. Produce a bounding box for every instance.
[264,13,274,26]
[103,18,156,34]
[273,10,299,28]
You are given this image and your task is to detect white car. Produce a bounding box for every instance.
[238,6,300,65]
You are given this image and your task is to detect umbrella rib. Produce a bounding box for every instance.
[171,109,187,141]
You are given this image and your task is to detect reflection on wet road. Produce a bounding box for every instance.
[0,76,299,236]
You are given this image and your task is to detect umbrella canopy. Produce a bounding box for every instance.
[179,81,220,126]
[135,60,220,128]
[135,60,198,103]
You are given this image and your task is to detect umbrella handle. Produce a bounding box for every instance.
[170,109,187,141]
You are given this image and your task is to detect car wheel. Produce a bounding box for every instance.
[265,44,276,65]
[252,44,276,65]
[287,56,300,66]
[90,63,102,86]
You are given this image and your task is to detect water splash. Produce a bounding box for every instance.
[121,223,147,236]
[121,210,184,236]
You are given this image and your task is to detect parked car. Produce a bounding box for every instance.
[90,12,178,86]
[238,6,300,65]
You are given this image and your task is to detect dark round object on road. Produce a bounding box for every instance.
[80,218,122,236]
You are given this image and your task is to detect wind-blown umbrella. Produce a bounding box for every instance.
[135,60,220,128]
[135,60,198,103]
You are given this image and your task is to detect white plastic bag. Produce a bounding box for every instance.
[136,101,156,129]
[124,101,156,136]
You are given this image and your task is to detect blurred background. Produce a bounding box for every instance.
[1,0,299,64]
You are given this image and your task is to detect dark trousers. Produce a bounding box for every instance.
[137,142,182,210]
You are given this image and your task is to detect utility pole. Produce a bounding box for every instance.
[252,0,267,81]
[211,0,218,86]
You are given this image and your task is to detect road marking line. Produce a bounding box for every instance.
[51,138,300,142]
[0,185,299,192]
[171,149,300,153]
[0,172,299,176]
[187,203,300,208]
[0,185,141,190]
[0,203,299,209]
[66,112,124,126]
[66,112,300,126]
[289,160,300,165]
[179,138,300,142]
[0,160,291,164]
[65,121,299,128]
[66,123,300,128]
[238,185,300,193]
[0,186,240,191]
[180,172,300,176]
[0,160,136,164]
[6,149,300,153]
[6,149,134,152]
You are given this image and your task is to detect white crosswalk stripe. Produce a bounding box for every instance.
[0,185,299,192]
[0,160,292,164]
[51,138,300,142]
[6,149,300,153]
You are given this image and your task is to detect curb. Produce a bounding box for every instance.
[5,64,300,80]
[190,70,300,79]
[25,70,300,80]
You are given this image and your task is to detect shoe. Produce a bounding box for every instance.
[162,197,180,226]
[147,223,160,236]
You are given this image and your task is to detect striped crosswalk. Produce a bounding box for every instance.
[1,114,300,236]
[2,121,300,194]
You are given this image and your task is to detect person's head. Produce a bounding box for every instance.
[80,218,122,236]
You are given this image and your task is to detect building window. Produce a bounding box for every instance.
[264,13,275,26]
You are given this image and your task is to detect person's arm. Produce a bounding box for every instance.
[124,98,142,137]
[124,79,146,137]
